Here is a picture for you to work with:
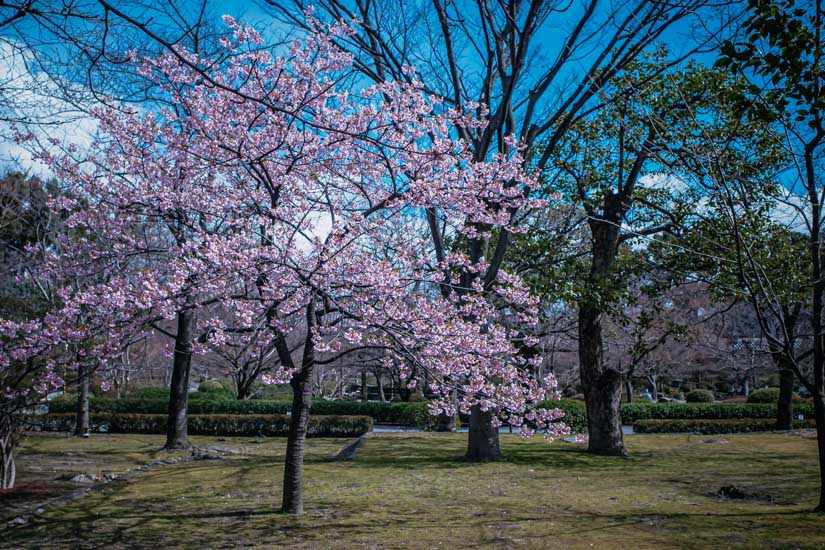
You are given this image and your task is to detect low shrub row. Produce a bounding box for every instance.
[620,402,814,424]
[33,413,373,437]
[50,396,812,434]
[49,396,434,428]
[633,418,817,434]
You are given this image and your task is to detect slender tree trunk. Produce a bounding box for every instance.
[74,363,90,437]
[649,375,658,402]
[360,369,368,400]
[776,366,795,430]
[282,304,316,515]
[164,309,194,451]
[376,371,385,402]
[465,405,501,461]
[0,422,16,490]
[814,393,825,512]
[625,378,633,403]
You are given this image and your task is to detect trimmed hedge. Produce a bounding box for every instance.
[622,402,815,423]
[633,418,816,434]
[34,413,373,437]
[126,387,171,400]
[685,389,715,403]
[49,396,434,429]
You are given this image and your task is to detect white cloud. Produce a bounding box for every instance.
[0,39,97,178]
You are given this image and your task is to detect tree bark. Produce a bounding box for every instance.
[164,309,194,451]
[281,303,316,515]
[0,426,16,490]
[465,405,501,461]
[814,393,825,512]
[74,363,90,437]
[624,378,633,403]
[360,369,368,400]
[578,211,627,456]
[776,366,795,430]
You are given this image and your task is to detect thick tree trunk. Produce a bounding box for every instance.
[579,213,626,456]
[579,303,626,456]
[74,363,90,437]
[164,309,194,451]
[776,367,795,430]
[465,405,501,461]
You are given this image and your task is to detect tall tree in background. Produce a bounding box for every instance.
[269,0,723,459]
[716,0,825,511]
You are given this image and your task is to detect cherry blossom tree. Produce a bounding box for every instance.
[0,15,567,509]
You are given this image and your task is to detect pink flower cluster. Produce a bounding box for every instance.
[1,15,567,438]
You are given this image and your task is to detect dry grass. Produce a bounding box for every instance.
[2,431,823,549]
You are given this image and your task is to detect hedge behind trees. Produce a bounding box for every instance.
[633,418,817,434]
[50,396,817,433]
[49,396,434,428]
[34,413,373,437]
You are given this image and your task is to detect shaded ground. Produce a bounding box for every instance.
[1,431,823,549]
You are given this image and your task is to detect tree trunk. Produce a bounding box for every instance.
[0,426,16,490]
[465,405,501,461]
[814,393,825,513]
[648,375,658,402]
[376,371,385,402]
[164,309,194,451]
[281,305,316,515]
[578,213,626,456]
[74,363,90,437]
[579,303,626,456]
[625,378,633,403]
[776,367,795,430]
[360,369,368,400]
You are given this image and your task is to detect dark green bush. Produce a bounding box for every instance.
[48,396,434,428]
[621,402,814,423]
[126,387,170,400]
[685,389,715,403]
[34,413,372,437]
[633,418,816,434]
[744,387,809,404]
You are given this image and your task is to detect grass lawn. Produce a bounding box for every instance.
[1,431,823,549]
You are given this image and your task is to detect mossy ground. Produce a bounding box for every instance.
[2,431,823,549]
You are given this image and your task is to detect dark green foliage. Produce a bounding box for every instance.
[126,387,170,400]
[190,380,234,400]
[685,389,716,403]
[621,402,814,423]
[747,387,805,403]
[49,396,434,428]
[34,413,373,437]
[633,418,817,434]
